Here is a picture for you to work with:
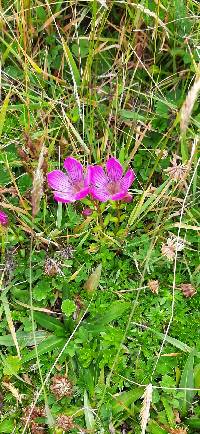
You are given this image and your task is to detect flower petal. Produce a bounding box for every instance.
[106,157,123,181]
[120,169,135,190]
[47,170,71,192]
[53,191,75,203]
[84,168,91,188]
[88,165,108,188]
[110,191,127,201]
[63,157,83,183]
[74,187,90,200]
[90,187,110,202]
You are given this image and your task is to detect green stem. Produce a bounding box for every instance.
[95,201,103,227]
[116,201,121,229]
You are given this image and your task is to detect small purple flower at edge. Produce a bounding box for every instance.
[82,207,93,217]
[47,157,90,203]
[0,210,9,226]
[88,157,135,202]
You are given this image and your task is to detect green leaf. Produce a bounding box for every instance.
[1,291,21,359]
[71,40,89,58]
[33,312,65,336]
[119,109,146,121]
[179,350,195,415]
[22,336,65,362]
[194,363,200,391]
[87,301,129,332]
[128,180,170,227]
[148,420,168,434]
[133,323,200,357]
[0,331,48,347]
[62,39,81,86]
[33,280,51,301]
[0,419,14,433]
[3,356,21,376]
[187,417,200,429]
[161,397,174,426]
[112,389,143,415]
[84,390,95,430]
[0,90,11,139]
[61,299,76,317]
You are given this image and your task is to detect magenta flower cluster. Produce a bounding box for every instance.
[47,157,135,203]
[0,210,8,226]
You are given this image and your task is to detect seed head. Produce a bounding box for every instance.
[31,422,46,434]
[140,384,152,434]
[22,406,45,432]
[50,375,73,399]
[148,280,159,294]
[44,258,61,276]
[180,283,196,298]
[161,236,185,262]
[155,148,168,159]
[56,415,74,431]
[57,246,74,260]
[169,428,188,434]
[164,155,188,182]
[22,406,45,423]
[180,73,200,134]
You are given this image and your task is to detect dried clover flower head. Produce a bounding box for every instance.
[22,406,45,423]
[31,422,46,434]
[164,154,188,182]
[22,406,46,432]
[155,148,168,159]
[57,246,74,259]
[161,235,185,262]
[50,375,73,399]
[56,415,74,431]
[44,258,61,276]
[169,428,188,434]
[148,280,159,294]
[180,283,196,298]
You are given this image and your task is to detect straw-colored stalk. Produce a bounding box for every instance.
[32,146,46,217]
[140,384,153,434]
[180,74,200,134]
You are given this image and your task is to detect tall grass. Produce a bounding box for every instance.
[0,0,199,432]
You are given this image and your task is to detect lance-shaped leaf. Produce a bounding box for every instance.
[84,264,102,293]
[179,349,195,415]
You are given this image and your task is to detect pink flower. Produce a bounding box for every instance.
[88,157,135,202]
[47,157,90,203]
[0,210,8,226]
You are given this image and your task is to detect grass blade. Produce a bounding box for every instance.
[1,292,21,359]
[0,90,11,139]
[179,350,195,415]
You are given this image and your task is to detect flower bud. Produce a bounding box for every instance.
[82,207,93,216]
[122,194,133,203]
[0,211,9,226]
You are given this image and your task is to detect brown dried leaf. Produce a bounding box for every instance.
[84,264,102,293]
